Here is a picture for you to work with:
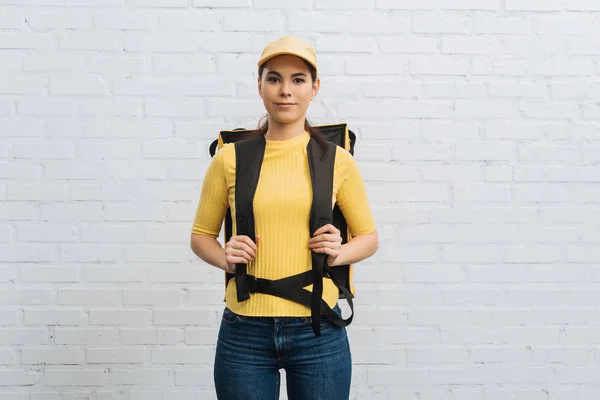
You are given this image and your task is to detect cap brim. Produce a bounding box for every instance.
[258,51,317,72]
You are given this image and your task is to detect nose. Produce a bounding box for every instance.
[279,81,291,98]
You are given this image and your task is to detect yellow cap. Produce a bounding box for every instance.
[258,36,317,73]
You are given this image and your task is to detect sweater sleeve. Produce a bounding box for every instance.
[191,145,231,238]
[335,149,377,236]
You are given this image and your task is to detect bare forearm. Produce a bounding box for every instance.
[330,231,378,267]
[190,234,227,271]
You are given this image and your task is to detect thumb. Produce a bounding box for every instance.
[255,235,260,244]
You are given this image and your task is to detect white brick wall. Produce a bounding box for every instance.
[1,0,599,398]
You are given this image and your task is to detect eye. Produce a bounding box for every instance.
[293,78,306,84]
[267,77,280,83]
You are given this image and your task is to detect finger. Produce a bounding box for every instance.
[238,236,258,252]
[237,242,256,258]
[309,233,341,245]
[313,224,337,237]
[227,249,252,262]
[312,247,337,257]
[309,241,337,250]
[227,256,249,265]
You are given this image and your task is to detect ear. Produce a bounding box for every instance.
[257,76,263,99]
[311,77,321,100]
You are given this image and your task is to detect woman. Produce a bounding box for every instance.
[190,36,378,400]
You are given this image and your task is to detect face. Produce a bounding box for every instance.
[258,55,320,125]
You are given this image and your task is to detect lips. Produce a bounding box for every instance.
[274,103,296,109]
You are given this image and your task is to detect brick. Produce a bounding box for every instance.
[24,309,88,326]
[410,56,470,75]
[20,266,79,282]
[152,55,213,74]
[126,245,188,263]
[185,327,219,345]
[193,0,249,5]
[317,35,377,53]
[50,77,109,95]
[45,370,104,387]
[28,10,92,29]
[21,348,84,365]
[81,99,140,117]
[0,53,21,71]
[41,203,104,222]
[0,33,55,50]
[151,347,210,364]
[425,81,486,98]
[145,99,204,117]
[442,37,502,55]
[120,328,184,345]
[88,56,149,74]
[367,368,429,385]
[0,349,15,365]
[123,289,183,306]
[289,13,349,33]
[489,82,547,98]
[24,54,86,72]
[474,16,532,34]
[0,245,56,262]
[83,266,145,283]
[0,329,48,345]
[316,0,373,7]
[406,347,468,363]
[0,370,39,386]
[0,309,17,326]
[90,310,151,326]
[81,225,144,243]
[0,10,27,29]
[58,31,121,51]
[148,267,207,283]
[381,37,439,54]
[87,348,146,364]
[110,369,170,385]
[124,32,198,52]
[116,78,233,96]
[65,0,123,5]
[0,77,46,95]
[207,100,263,117]
[175,368,212,385]
[60,245,121,263]
[505,0,562,10]
[153,309,211,326]
[59,289,120,305]
[345,57,405,76]
[17,99,77,116]
[536,15,596,35]
[157,11,219,32]
[54,328,119,345]
[0,161,42,179]
[94,11,155,29]
[413,14,470,33]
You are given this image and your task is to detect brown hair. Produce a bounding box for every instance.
[252,60,329,157]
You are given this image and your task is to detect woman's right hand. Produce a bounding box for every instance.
[223,235,259,274]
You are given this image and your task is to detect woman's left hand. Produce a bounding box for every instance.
[308,224,343,266]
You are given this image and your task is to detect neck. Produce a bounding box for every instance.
[264,117,306,141]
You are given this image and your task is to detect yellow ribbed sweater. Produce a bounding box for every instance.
[192,131,376,317]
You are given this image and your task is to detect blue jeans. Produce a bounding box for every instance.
[214,306,352,400]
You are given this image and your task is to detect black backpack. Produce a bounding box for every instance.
[209,123,357,336]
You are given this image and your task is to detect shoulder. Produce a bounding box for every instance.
[334,145,355,172]
[211,142,236,172]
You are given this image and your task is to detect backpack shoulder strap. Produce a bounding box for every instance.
[233,134,266,302]
[307,138,337,336]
